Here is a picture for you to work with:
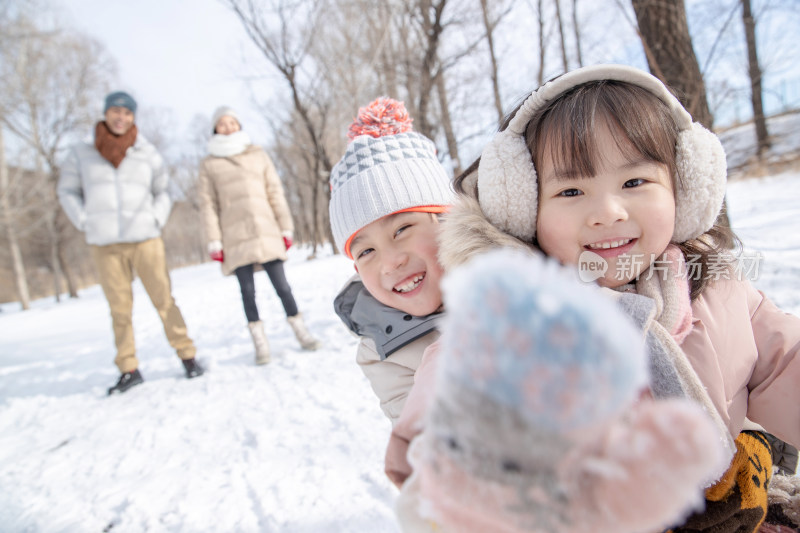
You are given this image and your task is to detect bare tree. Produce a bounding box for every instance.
[436,71,462,175]
[224,0,337,252]
[410,0,450,140]
[0,16,115,299]
[0,128,31,309]
[535,0,547,85]
[480,0,505,124]
[741,0,769,157]
[571,0,583,67]
[630,0,734,236]
[554,0,569,72]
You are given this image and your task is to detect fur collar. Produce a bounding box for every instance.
[437,170,538,273]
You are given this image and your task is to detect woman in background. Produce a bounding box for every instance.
[198,106,321,364]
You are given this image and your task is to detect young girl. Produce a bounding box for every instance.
[390,64,800,531]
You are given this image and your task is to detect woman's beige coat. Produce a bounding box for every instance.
[198,145,294,275]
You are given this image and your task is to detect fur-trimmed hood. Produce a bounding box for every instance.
[437,170,538,273]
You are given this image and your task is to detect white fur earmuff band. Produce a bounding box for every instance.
[477,64,727,244]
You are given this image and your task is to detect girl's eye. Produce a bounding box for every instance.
[394,224,412,238]
[558,188,582,197]
[624,178,645,188]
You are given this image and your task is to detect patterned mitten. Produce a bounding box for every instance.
[415,250,728,533]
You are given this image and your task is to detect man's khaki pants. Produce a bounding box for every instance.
[91,237,196,373]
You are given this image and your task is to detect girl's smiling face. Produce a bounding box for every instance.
[535,123,676,288]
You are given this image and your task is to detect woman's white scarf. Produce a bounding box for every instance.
[206,130,252,157]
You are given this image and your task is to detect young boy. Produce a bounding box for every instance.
[331,98,453,425]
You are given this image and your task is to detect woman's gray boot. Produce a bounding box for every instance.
[287,313,321,351]
[248,320,271,364]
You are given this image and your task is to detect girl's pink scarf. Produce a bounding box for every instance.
[631,244,693,345]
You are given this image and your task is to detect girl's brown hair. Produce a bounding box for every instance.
[454,80,738,300]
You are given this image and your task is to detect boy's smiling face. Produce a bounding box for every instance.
[351,211,444,317]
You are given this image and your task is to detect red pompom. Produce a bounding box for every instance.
[347,97,413,141]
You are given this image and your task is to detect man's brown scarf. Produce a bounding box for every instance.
[94,121,137,168]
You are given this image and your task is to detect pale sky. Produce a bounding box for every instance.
[54,0,274,145]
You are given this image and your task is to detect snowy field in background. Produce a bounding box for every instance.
[1,167,799,532]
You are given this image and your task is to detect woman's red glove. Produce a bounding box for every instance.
[207,241,224,262]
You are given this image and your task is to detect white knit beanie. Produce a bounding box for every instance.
[211,106,241,132]
[329,130,453,257]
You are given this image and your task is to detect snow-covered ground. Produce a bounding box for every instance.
[1,168,799,532]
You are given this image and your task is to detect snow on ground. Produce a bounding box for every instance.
[1,169,799,533]
[0,251,400,533]
[718,110,800,176]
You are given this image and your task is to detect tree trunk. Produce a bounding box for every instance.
[435,72,461,176]
[537,0,546,85]
[45,207,63,302]
[414,0,448,140]
[631,0,714,129]
[631,0,732,238]
[742,0,769,157]
[56,211,79,298]
[480,0,504,125]
[0,128,31,310]
[554,0,569,72]
[571,0,583,67]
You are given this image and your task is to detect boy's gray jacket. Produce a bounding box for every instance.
[58,134,172,246]
[334,276,441,360]
[334,275,441,424]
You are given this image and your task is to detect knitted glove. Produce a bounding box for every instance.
[414,250,728,533]
[282,231,293,251]
[668,430,772,533]
[207,240,224,262]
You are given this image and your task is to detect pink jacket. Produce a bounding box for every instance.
[682,277,800,447]
[386,277,800,487]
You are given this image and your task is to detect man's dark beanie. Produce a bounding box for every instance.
[104,91,137,114]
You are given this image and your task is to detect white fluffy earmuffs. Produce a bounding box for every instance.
[477,64,727,244]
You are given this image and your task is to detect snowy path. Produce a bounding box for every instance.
[0,253,400,533]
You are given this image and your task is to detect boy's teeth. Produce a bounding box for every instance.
[395,274,424,293]
[587,238,632,250]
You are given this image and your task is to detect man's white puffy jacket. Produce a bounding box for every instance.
[58,133,172,245]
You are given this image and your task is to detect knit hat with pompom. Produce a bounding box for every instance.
[329,97,453,258]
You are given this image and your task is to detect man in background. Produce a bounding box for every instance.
[58,91,203,395]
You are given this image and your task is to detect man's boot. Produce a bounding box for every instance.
[107,369,144,395]
[182,358,204,379]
